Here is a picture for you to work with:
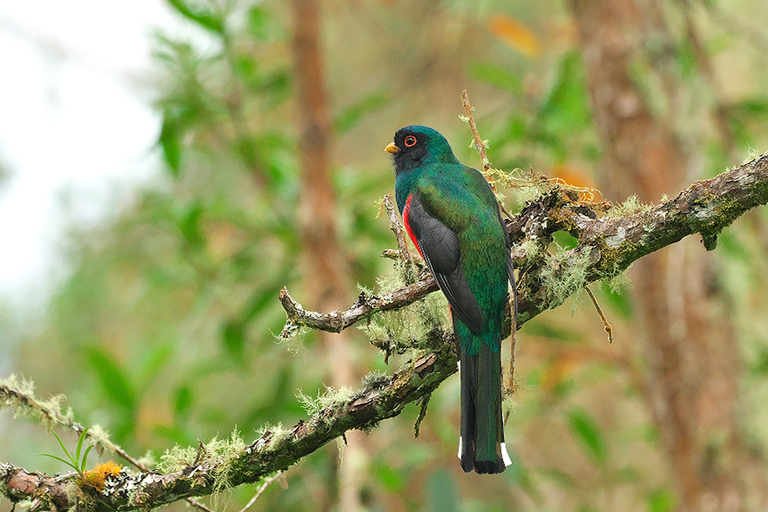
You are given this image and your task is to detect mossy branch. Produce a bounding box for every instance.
[3,151,768,511]
[1,333,458,511]
[283,151,768,331]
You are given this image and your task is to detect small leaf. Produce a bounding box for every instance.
[539,52,591,137]
[567,408,606,464]
[159,117,182,176]
[246,6,271,40]
[174,385,194,416]
[80,445,94,474]
[222,320,245,363]
[488,14,542,57]
[39,453,79,473]
[75,427,90,467]
[647,488,677,512]
[84,347,136,412]
[179,204,205,248]
[165,0,224,34]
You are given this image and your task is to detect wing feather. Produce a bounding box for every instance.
[405,193,485,333]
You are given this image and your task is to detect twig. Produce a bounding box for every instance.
[278,279,438,337]
[0,377,215,512]
[383,194,416,284]
[413,394,431,438]
[237,472,284,512]
[187,498,216,512]
[381,249,423,268]
[585,285,613,343]
[460,90,514,219]
[461,90,492,175]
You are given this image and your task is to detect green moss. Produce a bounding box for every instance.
[606,195,651,217]
[276,324,310,357]
[254,423,291,453]
[137,451,157,470]
[361,370,391,389]
[296,385,356,417]
[157,429,245,474]
[502,394,516,415]
[359,262,449,357]
[540,248,592,308]
[517,238,545,267]
[606,270,632,294]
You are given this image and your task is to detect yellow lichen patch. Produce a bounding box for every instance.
[81,461,122,492]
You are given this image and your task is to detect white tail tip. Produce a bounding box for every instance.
[501,442,512,466]
[457,437,513,467]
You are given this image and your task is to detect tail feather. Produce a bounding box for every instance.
[459,340,507,474]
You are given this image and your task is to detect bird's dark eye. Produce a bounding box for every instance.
[404,135,417,147]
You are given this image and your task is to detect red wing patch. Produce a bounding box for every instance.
[402,193,424,258]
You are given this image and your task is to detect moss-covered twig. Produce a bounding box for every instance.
[1,332,458,511]
[0,376,216,512]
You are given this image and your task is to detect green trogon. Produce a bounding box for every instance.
[386,125,515,474]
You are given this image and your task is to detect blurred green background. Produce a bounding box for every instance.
[2,0,768,511]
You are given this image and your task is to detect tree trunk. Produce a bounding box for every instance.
[569,1,767,510]
[290,1,366,510]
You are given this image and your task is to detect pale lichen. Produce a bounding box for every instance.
[359,261,449,357]
[540,248,592,308]
[606,194,651,217]
[296,385,356,417]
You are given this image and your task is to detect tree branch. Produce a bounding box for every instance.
[282,151,768,330]
[3,151,767,511]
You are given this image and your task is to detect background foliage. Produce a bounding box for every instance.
[3,0,768,511]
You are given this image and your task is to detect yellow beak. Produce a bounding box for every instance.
[385,142,400,154]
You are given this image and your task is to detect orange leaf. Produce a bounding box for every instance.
[489,15,542,57]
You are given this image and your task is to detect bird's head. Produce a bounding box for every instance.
[386,125,459,175]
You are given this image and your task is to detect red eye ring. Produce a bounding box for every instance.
[404,135,417,147]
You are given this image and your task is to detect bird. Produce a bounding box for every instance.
[386,125,515,474]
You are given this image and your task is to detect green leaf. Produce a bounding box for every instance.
[75,427,89,468]
[84,346,136,412]
[179,203,205,248]
[539,52,591,136]
[246,6,271,40]
[159,117,182,176]
[467,61,522,94]
[750,345,768,376]
[373,462,407,492]
[80,445,94,474]
[333,90,391,134]
[174,385,194,416]
[567,408,606,464]
[39,453,79,473]
[732,97,768,117]
[165,0,224,34]
[553,230,578,250]
[647,488,676,512]
[222,320,245,363]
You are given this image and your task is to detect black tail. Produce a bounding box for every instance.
[459,340,508,474]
